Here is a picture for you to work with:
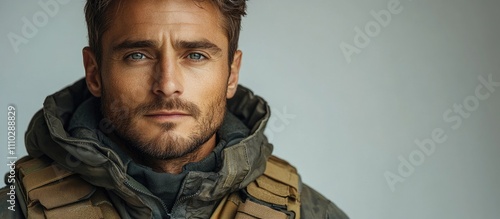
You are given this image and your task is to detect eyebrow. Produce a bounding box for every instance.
[112,40,159,52]
[112,39,222,56]
[175,39,222,56]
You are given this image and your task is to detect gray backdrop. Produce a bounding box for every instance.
[1,0,499,218]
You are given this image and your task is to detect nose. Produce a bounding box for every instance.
[152,56,183,97]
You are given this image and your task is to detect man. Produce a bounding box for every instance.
[1,0,348,218]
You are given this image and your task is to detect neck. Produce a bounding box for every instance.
[109,133,217,174]
[145,135,217,174]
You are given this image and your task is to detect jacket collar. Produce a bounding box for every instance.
[25,78,273,217]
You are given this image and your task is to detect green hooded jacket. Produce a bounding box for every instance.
[1,78,348,219]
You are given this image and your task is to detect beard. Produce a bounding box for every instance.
[101,89,226,160]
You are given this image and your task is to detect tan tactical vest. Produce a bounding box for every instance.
[14,155,300,219]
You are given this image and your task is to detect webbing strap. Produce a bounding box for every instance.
[235,199,288,219]
[28,175,95,210]
[247,181,287,206]
[210,193,242,219]
[23,164,72,194]
[26,203,44,219]
[15,156,120,219]
[211,155,301,219]
[44,199,104,219]
[90,189,121,218]
[256,175,290,197]
[248,156,301,218]
[264,156,299,192]
[16,156,49,178]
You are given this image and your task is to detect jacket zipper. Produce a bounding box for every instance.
[52,132,170,217]
[124,180,170,218]
[167,190,202,218]
[50,133,195,218]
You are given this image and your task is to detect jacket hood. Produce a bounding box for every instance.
[25,78,273,218]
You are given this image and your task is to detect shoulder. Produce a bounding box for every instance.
[262,156,349,218]
[299,183,349,219]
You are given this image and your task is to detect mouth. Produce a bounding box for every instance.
[144,111,191,121]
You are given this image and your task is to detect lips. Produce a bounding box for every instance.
[135,98,201,120]
[146,111,190,116]
[146,111,189,116]
[144,111,191,121]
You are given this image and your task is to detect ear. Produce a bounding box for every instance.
[83,47,102,97]
[226,50,242,99]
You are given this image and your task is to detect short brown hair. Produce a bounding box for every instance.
[84,0,247,66]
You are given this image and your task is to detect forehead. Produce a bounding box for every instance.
[102,0,227,48]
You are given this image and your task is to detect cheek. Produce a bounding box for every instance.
[102,71,151,108]
[201,82,228,110]
[196,64,229,90]
[196,76,228,102]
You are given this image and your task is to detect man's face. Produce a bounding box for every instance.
[83,0,241,160]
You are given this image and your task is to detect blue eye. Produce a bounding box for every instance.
[187,53,206,61]
[127,53,146,60]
